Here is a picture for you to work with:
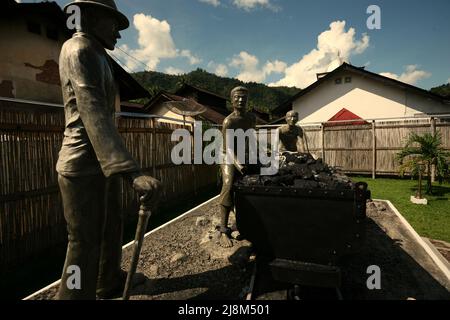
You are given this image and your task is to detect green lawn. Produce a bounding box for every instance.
[354,176,450,242]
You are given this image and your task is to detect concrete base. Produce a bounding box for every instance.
[410,196,428,205]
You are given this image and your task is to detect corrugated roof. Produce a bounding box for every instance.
[325,108,368,126]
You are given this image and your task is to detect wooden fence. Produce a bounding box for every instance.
[272,117,450,177]
[0,101,218,271]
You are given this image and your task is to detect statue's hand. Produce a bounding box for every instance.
[131,173,162,204]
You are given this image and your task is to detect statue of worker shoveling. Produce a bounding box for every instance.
[57,0,161,300]
[216,86,257,248]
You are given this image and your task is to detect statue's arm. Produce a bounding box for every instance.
[297,127,310,153]
[68,46,140,178]
[277,127,286,152]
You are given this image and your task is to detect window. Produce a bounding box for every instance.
[335,78,342,84]
[27,21,41,35]
[46,26,58,41]
[345,76,352,83]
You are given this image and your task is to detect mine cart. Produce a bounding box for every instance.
[234,182,370,289]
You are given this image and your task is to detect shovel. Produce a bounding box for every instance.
[122,196,152,300]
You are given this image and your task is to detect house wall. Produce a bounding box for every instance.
[0,13,66,104]
[292,70,449,124]
[151,103,195,127]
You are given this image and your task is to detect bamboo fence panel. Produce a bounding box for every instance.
[257,120,450,175]
[302,119,450,175]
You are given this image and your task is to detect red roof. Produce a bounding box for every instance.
[326,108,368,126]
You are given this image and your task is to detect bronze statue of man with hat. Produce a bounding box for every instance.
[57,0,161,300]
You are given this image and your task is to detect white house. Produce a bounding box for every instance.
[274,62,450,124]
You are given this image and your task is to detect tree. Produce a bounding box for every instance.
[147,85,161,98]
[397,132,449,194]
[176,74,189,89]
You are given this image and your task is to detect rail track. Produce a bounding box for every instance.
[245,260,345,300]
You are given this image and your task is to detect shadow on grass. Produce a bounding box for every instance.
[408,185,450,198]
[429,185,450,197]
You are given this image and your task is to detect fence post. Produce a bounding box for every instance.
[151,118,156,178]
[321,124,325,162]
[372,120,377,179]
[431,117,436,183]
[190,122,197,196]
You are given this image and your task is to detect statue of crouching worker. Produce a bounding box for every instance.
[217,86,256,248]
[278,111,309,154]
[56,0,161,300]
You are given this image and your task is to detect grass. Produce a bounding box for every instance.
[354,176,450,243]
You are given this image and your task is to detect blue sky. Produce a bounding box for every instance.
[23,0,450,89]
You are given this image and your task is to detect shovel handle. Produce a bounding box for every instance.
[122,197,152,300]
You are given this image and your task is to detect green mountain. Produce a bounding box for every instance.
[132,68,301,114]
[431,83,450,98]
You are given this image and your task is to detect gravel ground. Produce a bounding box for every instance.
[121,200,254,300]
[31,198,254,300]
[30,198,449,300]
[339,201,450,300]
[428,239,450,263]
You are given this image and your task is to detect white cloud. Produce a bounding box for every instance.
[233,0,280,12]
[380,65,431,85]
[230,51,287,83]
[270,21,370,88]
[215,64,229,77]
[207,61,229,77]
[179,49,202,65]
[264,60,288,74]
[199,0,221,7]
[447,78,450,84]
[112,13,201,72]
[165,67,185,75]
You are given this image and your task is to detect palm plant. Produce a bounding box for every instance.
[397,132,449,194]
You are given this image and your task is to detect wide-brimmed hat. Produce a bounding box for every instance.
[64,0,129,30]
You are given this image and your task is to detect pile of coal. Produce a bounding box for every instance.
[237,152,354,190]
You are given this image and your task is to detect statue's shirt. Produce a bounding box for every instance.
[57,33,139,177]
[222,112,257,163]
[278,125,307,153]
